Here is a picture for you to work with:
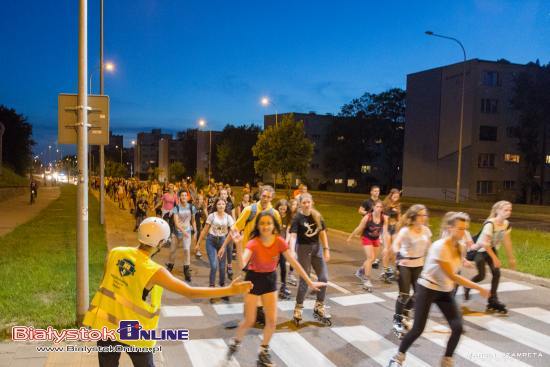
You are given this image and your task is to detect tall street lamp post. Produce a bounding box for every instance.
[425,31,467,204]
[198,119,211,182]
[261,96,278,126]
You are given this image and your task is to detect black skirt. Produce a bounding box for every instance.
[245,270,277,295]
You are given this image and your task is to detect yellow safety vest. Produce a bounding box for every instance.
[83,247,163,348]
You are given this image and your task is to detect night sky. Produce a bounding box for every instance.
[1,0,549,157]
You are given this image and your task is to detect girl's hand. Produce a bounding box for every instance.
[323,248,330,262]
[346,237,352,243]
[217,247,226,259]
[509,257,517,270]
[479,288,490,299]
[493,257,502,269]
[307,281,328,292]
[229,275,253,294]
[231,230,243,245]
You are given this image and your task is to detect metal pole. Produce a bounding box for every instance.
[208,130,212,181]
[76,0,89,325]
[99,0,105,225]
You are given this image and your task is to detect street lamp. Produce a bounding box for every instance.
[115,145,123,164]
[261,96,278,126]
[198,119,211,182]
[425,30,467,204]
[89,61,115,94]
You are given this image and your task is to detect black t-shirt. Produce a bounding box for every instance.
[290,212,326,244]
[206,194,217,213]
[361,198,377,214]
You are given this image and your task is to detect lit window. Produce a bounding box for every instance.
[546,155,550,164]
[504,154,520,163]
[334,178,343,184]
[361,165,372,173]
[337,136,345,141]
[375,138,383,144]
[347,179,357,187]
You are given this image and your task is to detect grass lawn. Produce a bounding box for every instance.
[0,167,28,187]
[0,185,107,338]
[317,202,550,279]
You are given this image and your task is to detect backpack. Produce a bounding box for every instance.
[466,220,510,261]
[245,203,275,226]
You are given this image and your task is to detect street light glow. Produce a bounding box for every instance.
[131,140,136,145]
[104,62,115,72]
[261,97,270,106]
[198,119,206,127]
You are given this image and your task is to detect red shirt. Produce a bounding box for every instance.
[246,236,289,272]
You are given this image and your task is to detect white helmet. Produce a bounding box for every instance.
[138,217,171,248]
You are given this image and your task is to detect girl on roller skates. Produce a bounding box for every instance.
[388,212,489,367]
[275,199,292,300]
[464,201,516,314]
[288,193,332,326]
[227,211,326,366]
[381,189,402,282]
[391,204,432,337]
[347,200,389,292]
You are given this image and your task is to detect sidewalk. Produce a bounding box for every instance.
[0,186,60,237]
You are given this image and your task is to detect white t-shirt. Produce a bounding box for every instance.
[476,219,511,252]
[418,239,463,292]
[397,226,432,267]
[206,212,235,237]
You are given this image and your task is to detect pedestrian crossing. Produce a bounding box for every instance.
[159,281,549,366]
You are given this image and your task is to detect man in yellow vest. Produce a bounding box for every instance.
[83,217,252,366]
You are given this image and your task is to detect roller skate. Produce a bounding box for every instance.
[287,273,298,286]
[313,301,332,326]
[486,298,508,315]
[379,269,392,284]
[226,338,240,361]
[387,352,405,366]
[257,345,275,367]
[372,258,380,269]
[183,265,192,282]
[441,356,454,367]
[354,267,365,282]
[392,315,406,339]
[362,278,373,292]
[165,263,174,273]
[195,249,202,259]
[279,284,291,300]
[256,306,266,326]
[227,267,234,281]
[293,303,303,326]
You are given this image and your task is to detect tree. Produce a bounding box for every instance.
[169,161,185,181]
[0,106,35,175]
[511,62,550,204]
[216,124,261,184]
[252,114,313,193]
[339,88,406,123]
[105,160,127,178]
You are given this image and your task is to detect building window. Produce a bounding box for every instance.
[478,153,495,168]
[361,165,372,174]
[482,71,500,86]
[503,180,515,190]
[481,98,498,113]
[347,179,357,187]
[375,138,383,144]
[504,153,520,163]
[337,136,345,142]
[546,155,550,164]
[506,126,517,138]
[476,181,495,195]
[334,178,343,184]
[479,126,498,141]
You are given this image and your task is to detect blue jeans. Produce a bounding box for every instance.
[206,234,227,286]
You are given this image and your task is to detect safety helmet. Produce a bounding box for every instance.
[138,217,171,248]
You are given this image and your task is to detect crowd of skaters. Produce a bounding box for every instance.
[91,177,517,367]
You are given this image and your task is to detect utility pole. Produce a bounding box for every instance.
[76,0,90,325]
[99,0,105,224]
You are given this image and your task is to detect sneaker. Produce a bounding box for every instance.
[258,345,274,367]
[195,249,202,258]
[355,267,365,280]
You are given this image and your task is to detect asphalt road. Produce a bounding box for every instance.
[156,230,550,367]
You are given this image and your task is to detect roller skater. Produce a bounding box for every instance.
[382,189,402,285]
[387,212,490,367]
[486,298,508,314]
[313,300,332,326]
[347,200,389,292]
[292,303,303,326]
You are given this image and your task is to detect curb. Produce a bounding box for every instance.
[328,227,550,289]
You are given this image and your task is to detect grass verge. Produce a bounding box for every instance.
[0,185,107,338]
[0,167,28,187]
[317,202,550,279]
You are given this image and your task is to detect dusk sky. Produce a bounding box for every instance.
[1,0,549,156]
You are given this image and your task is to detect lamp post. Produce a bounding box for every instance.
[89,62,114,94]
[115,145,123,164]
[261,96,278,126]
[425,31,467,204]
[198,119,211,182]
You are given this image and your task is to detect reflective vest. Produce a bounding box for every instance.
[83,247,163,348]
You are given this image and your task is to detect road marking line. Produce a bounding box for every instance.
[161,305,203,317]
[184,338,239,367]
[268,332,337,367]
[327,281,352,294]
[278,300,316,312]
[464,314,550,354]
[383,282,532,300]
[511,307,550,324]
[424,320,532,367]
[212,303,243,316]
[330,293,385,306]
[332,325,430,366]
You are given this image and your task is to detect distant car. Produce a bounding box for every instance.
[58,173,68,183]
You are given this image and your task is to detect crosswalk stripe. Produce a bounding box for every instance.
[268,332,337,367]
[183,338,239,367]
[212,302,243,315]
[332,325,430,366]
[464,315,550,354]
[512,307,550,324]
[277,299,316,311]
[161,305,204,317]
[330,293,385,306]
[383,282,532,300]
[423,320,532,367]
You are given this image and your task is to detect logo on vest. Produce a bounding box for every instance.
[118,320,189,341]
[117,259,136,277]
